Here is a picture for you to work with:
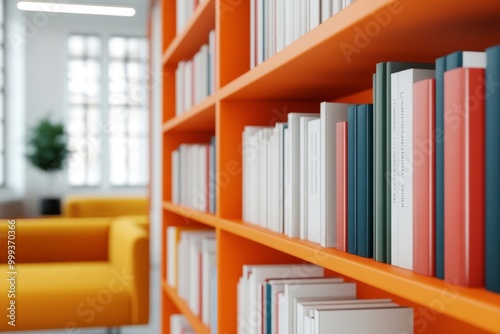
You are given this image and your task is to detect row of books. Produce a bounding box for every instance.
[250,0,357,68]
[241,44,500,294]
[175,0,206,34]
[175,30,216,116]
[237,263,413,334]
[170,314,195,334]
[167,227,217,329]
[171,137,216,212]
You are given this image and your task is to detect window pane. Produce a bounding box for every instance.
[109,137,127,185]
[109,107,127,135]
[128,109,147,136]
[109,62,126,78]
[87,108,100,136]
[86,36,101,57]
[68,35,85,57]
[67,137,87,186]
[128,137,148,185]
[68,106,85,136]
[0,94,4,121]
[87,136,101,185]
[109,37,127,59]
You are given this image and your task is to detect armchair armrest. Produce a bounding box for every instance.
[0,218,111,264]
[108,215,149,324]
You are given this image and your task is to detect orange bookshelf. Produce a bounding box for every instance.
[159,0,500,333]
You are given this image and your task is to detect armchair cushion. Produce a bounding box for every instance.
[63,196,148,218]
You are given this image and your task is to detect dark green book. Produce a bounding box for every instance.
[485,45,500,293]
[348,105,357,255]
[356,104,374,258]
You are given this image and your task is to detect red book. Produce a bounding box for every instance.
[336,122,348,252]
[413,78,436,277]
[444,68,485,287]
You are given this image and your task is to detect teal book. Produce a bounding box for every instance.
[485,45,500,293]
[348,105,357,255]
[356,104,374,258]
[265,283,272,334]
[435,56,446,279]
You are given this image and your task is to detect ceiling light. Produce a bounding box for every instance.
[17,1,136,17]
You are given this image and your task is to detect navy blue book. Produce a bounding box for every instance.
[356,104,374,258]
[435,55,446,280]
[347,105,357,255]
[486,45,500,294]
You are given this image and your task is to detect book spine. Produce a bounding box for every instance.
[435,56,446,279]
[347,105,357,254]
[374,62,388,263]
[390,71,399,266]
[413,78,436,277]
[307,119,321,244]
[444,67,485,287]
[356,105,373,258]
[336,122,348,252]
[485,45,500,293]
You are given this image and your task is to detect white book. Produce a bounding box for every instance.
[311,307,413,334]
[179,145,188,206]
[303,314,312,334]
[286,113,320,238]
[266,278,341,334]
[175,61,184,115]
[258,129,273,228]
[184,60,193,112]
[197,145,208,211]
[278,292,286,334]
[171,314,194,334]
[208,30,216,94]
[276,0,285,53]
[460,51,487,68]
[301,0,309,37]
[237,277,244,334]
[332,0,342,15]
[299,116,320,240]
[398,68,435,270]
[276,123,287,233]
[284,0,295,47]
[307,118,321,244]
[201,238,216,325]
[172,150,179,204]
[167,227,177,287]
[284,128,291,235]
[321,0,331,22]
[309,0,320,30]
[268,0,276,60]
[266,134,273,230]
[177,235,187,299]
[293,0,301,41]
[257,0,265,65]
[284,281,356,334]
[250,0,256,69]
[296,298,392,334]
[188,232,216,314]
[391,71,400,267]
[200,44,209,102]
[319,102,349,247]
[248,264,324,334]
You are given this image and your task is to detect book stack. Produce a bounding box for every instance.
[175,30,216,116]
[250,0,357,68]
[237,263,413,334]
[171,136,216,212]
[170,314,195,334]
[176,0,206,33]
[167,227,217,328]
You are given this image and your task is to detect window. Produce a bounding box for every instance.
[67,34,102,186]
[0,0,5,187]
[108,37,149,186]
[66,34,149,187]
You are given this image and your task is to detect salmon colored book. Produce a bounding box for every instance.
[443,67,485,287]
[336,122,348,252]
[413,78,436,277]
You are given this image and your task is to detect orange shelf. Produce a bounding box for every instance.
[163,281,211,334]
[219,0,500,101]
[162,94,216,133]
[162,0,215,65]
[162,202,500,333]
[162,201,219,228]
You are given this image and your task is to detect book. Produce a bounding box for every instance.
[201,237,216,324]
[336,122,348,252]
[355,104,373,258]
[170,314,195,334]
[396,68,435,270]
[485,45,500,293]
[444,67,485,287]
[390,70,399,266]
[347,105,357,255]
[413,78,436,277]
[307,119,321,244]
[300,116,320,240]
[211,267,218,333]
[320,102,349,247]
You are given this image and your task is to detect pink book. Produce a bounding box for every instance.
[413,78,436,277]
[336,122,348,252]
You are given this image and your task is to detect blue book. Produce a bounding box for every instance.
[486,45,500,293]
[347,105,357,255]
[435,55,446,279]
[265,283,273,334]
[356,104,374,258]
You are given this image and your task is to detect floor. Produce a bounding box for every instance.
[13,265,161,334]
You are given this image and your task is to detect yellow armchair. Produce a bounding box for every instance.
[63,196,148,218]
[0,215,149,332]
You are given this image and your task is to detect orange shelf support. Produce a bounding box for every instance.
[162,0,215,65]
[163,281,211,334]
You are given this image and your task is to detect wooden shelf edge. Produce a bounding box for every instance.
[162,0,215,65]
[163,281,211,334]
[162,201,218,228]
[162,94,217,133]
[218,220,500,333]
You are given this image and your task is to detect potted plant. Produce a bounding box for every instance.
[26,117,70,215]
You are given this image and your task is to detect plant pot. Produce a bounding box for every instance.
[41,198,61,215]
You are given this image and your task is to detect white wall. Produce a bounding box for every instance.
[22,3,148,216]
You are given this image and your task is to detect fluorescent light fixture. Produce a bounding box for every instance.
[17,1,136,17]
